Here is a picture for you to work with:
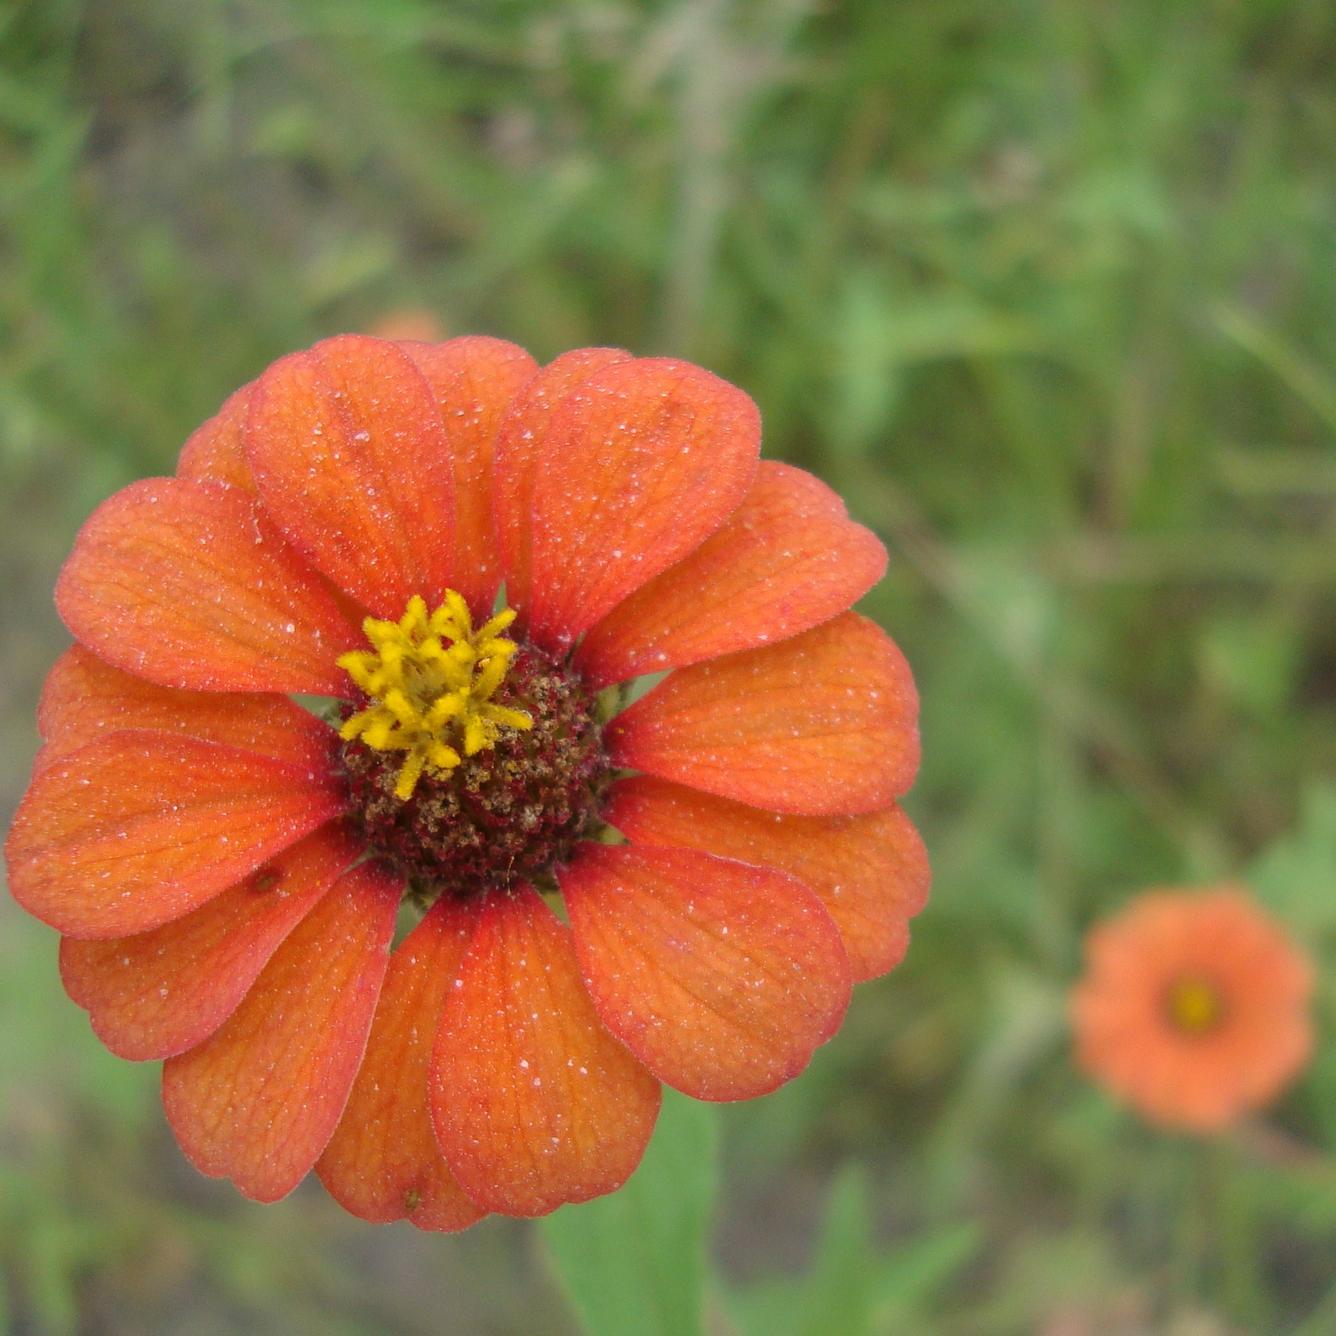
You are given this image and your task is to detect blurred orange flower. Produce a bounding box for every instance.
[1071,887,1314,1132]
[5,334,927,1226]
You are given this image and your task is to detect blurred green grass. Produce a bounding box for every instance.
[2,0,1334,1331]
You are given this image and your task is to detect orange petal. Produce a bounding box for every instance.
[34,644,335,773]
[400,336,537,618]
[430,885,661,1217]
[317,899,486,1232]
[561,844,852,1101]
[493,348,631,619]
[576,461,887,687]
[176,381,256,491]
[245,334,456,619]
[5,731,344,938]
[605,777,929,982]
[161,860,401,1203]
[55,478,363,695]
[58,824,361,1060]
[607,612,920,816]
[523,358,760,652]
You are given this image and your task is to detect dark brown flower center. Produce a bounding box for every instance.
[338,643,611,902]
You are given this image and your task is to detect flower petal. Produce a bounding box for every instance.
[523,358,760,652]
[317,899,486,1232]
[561,844,852,1101]
[34,644,335,773]
[604,777,929,982]
[430,885,660,1217]
[401,336,537,618]
[607,612,920,816]
[576,462,887,687]
[493,348,631,619]
[5,731,344,938]
[54,477,363,695]
[176,381,257,491]
[58,824,360,1060]
[245,334,456,619]
[161,859,401,1203]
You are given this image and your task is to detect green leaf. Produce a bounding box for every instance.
[539,1090,719,1336]
[1247,784,1336,935]
[724,1167,878,1336]
[789,1168,879,1336]
[871,1221,981,1322]
[726,1170,981,1336]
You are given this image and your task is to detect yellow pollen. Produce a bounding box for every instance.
[1167,978,1223,1034]
[337,591,533,801]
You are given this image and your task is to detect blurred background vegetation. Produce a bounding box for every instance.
[2,0,1335,1331]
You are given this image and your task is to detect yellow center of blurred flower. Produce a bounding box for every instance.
[337,592,533,801]
[1167,978,1223,1034]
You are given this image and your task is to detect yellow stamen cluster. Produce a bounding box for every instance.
[338,592,533,801]
[1168,978,1223,1034]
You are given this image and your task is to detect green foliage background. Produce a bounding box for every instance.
[2,1,1334,1331]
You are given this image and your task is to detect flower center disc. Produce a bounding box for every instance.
[1166,977,1225,1034]
[335,594,610,901]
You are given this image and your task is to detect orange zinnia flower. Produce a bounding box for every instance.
[5,335,926,1226]
[1071,887,1314,1133]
